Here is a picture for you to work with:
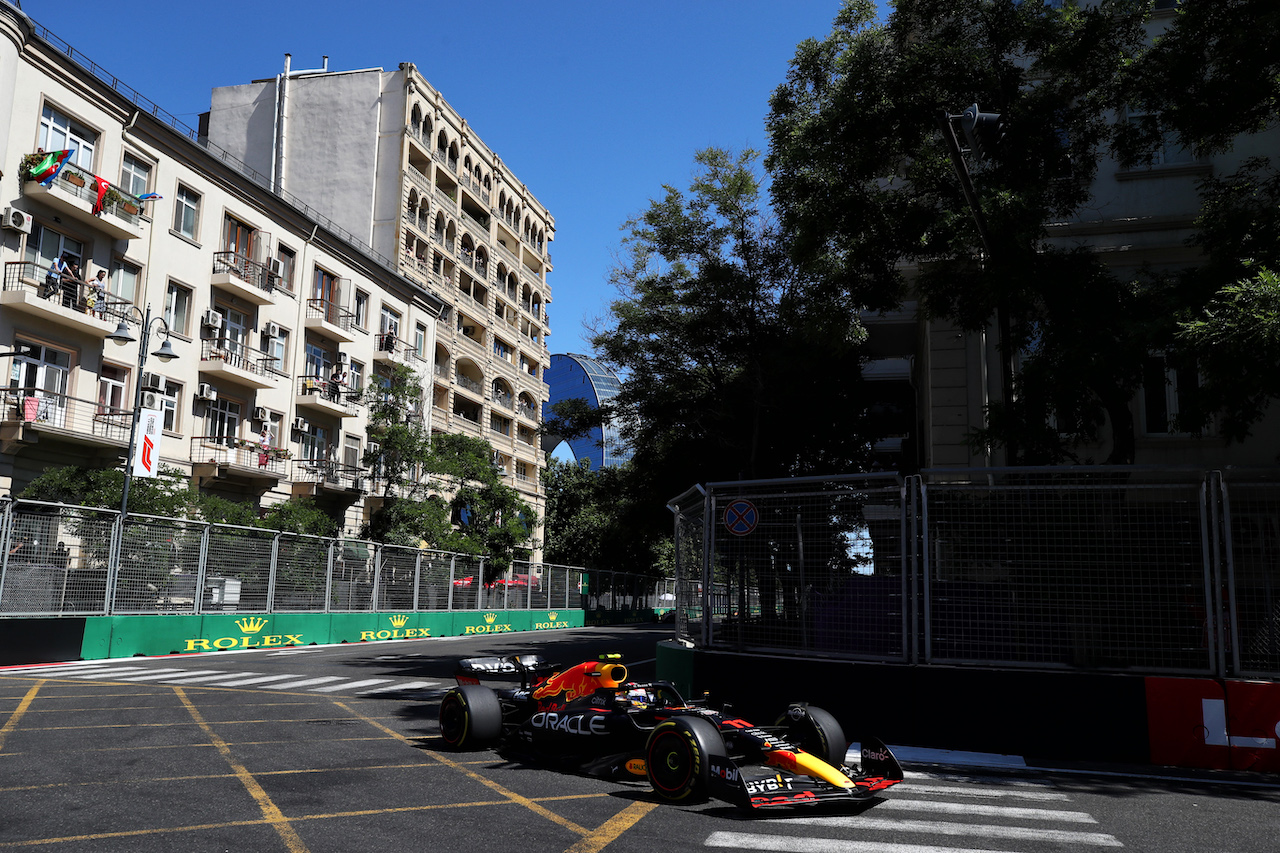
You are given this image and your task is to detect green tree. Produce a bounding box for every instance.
[541,457,664,572]
[362,363,431,498]
[766,0,1160,463]
[591,146,870,517]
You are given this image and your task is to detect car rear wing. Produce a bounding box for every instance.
[454,654,556,687]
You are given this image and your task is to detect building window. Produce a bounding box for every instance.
[98,364,127,414]
[493,337,512,362]
[223,215,255,258]
[1143,354,1200,435]
[348,360,365,394]
[110,260,140,305]
[161,382,182,432]
[1127,109,1196,167]
[313,267,338,304]
[276,245,296,293]
[265,326,288,374]
[164,281,193,337]
[414,323,427,358]
[354,290,369,328]
[173,185,201,240]
[120,153,151,198]
[25,224,83,273]
[39,104,97,169]
[206,397,242,442]
[343,434,362,469]
[380,305,401,338]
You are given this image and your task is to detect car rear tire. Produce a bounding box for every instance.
[439,684,502,750]
[645,715,725,803]
[776,704,847,768]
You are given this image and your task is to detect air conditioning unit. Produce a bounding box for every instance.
[264,321,281,338]
[141,372,166,392]
[2,207,32,234]
[141,391,161,409]
[337,351,349,364]
[196,383,217,401]
[252,406,268,422]
[462,325,476,336]
[368,442,381,455]
[292,417,309,432]
[202,309,223,330]
[266,257,284,277]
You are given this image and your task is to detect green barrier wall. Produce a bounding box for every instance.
[76,609,586,660]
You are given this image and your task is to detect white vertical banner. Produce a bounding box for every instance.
[131,408,164,478]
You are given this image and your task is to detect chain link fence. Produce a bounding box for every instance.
[671,468,1280,679]
[0,499,618,617]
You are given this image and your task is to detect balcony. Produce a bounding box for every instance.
[189,436,287,483]
[291,459,367,496]
[372,332,428,370]
[199,339,279,390]
[2,262,137,338]
[21,160,144,241]
[295,375,359,418]
[456,373,484,398]
[304,298,357,344]
[0,388,130,452]
[211,251,276,305]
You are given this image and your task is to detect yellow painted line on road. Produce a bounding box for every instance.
[335,699,593,837]
[565,800,659,853]
[0,682,42,753]
[174,687,310,853]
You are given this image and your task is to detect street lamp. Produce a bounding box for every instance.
[106,305,178,519]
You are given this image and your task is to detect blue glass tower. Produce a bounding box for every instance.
[543,353,631,468]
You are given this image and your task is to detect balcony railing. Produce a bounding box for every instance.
[306,298,355,333]
[491,391,513,410]
[1,387,130,443]
[200,339,279,377]
[292,458,366,491]
[189,436,288,477]
[24,159,144,227]
[462,207,490,234]
[296,375,360,415]
[456,374,483,395]
[212,251,275,296]
[3,261,137,325]
[518,402,539,422]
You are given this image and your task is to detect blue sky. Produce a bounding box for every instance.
[26,0,886,356]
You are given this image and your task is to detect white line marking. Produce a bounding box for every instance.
[878,799,1097,823]
[112,669,209,681]
[897,783,1069,801]
[311,679,395,693]
[258,676,347,690]
[706,831,1017,853]
[70,667,157,679]
[358,680,439,693]
[159,672,258,684]
[766,816,1124,847]
[208,674,303,687]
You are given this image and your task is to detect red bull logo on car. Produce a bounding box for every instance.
[531,657,628,707]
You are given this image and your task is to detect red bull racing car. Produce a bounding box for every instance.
[437,653,903,809]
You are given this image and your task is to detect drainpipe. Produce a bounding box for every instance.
[273,54,330,196]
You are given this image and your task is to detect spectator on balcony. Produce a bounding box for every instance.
[60,259,81,309]
[328,363,346,402]
[42,254,68,299]
[85,270,107,318]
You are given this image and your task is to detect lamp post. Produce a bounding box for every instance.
[106,305,178,519]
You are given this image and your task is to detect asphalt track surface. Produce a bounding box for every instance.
[4,625,1280,853]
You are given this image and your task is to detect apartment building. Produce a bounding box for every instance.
[202,59,553,532]
[0,6,469,538]
[862,4,1280,472]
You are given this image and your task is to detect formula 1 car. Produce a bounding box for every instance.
[437,653,903,809]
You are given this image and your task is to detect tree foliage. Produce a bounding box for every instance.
[590,147,870,515]
[766,0,1182,463]
[541,458,666,573]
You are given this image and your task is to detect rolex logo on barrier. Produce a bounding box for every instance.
[535,610,570,631]
[184,616,304,652]
[235,616,268,634]
[465,612,513,634]
[358,613,431,641]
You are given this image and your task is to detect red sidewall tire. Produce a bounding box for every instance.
[645,716,722,803]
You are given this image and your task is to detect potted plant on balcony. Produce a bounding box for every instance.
[61,169,85,188]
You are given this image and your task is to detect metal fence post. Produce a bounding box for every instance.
[267,532,280,610]
[1217,471,1241,678]
[447,554,456,610]
[919,476,932,665]
[105,511,123,614]
[412,549,422,612]
[0,499,11,609]
[323,538,335,613]
[702,487,714,647]
[371,543,383,612]
[194,522,211,615]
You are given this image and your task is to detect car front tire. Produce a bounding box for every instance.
[645,715,725,803]
[439,684,502,749]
